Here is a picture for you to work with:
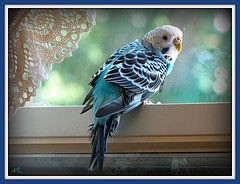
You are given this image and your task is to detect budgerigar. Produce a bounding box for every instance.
[81,25,183,172]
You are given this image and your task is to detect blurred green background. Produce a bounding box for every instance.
[30,8,232,106]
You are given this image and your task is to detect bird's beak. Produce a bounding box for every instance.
[173,37,182,53]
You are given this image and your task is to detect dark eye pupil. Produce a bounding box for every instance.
[163,35,167,40]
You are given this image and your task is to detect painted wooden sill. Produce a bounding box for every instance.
[8,103,232,154]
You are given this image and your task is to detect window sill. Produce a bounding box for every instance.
[8,103,232,154]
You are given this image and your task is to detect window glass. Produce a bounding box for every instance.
[30,8,232,106]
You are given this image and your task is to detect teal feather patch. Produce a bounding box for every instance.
[92,66,122,127]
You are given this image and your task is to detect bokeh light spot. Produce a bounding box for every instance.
[203,34,220,48]
[132,13,147,28]
[153,15,170,27]
[214,13,230,33]
[198,73,213,93]
[212,79,227,94]
[197,49,213,63]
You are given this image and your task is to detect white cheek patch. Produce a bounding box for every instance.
[163,46,179,64]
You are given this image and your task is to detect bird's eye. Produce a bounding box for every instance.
[163,35,168,40]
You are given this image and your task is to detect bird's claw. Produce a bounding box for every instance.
[142,100,148,107]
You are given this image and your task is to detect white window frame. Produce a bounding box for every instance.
[8,103,232,154]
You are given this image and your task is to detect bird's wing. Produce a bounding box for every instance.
[104,48,168,94]
[89,41,140,87]
[82,41,142,114]
[95,93,142,118]
[95,45,169,118]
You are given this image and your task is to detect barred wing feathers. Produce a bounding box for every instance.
[95,41,169,118]
[104,44,168,94]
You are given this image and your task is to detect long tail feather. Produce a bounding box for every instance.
[88,125,106,173]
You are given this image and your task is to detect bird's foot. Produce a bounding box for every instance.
[142,100,148,107]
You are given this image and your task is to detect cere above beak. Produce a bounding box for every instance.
[173,36,182,53]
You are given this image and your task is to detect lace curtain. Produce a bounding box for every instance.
[8,9,96,113]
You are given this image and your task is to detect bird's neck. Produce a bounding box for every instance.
[138,37,154,51]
